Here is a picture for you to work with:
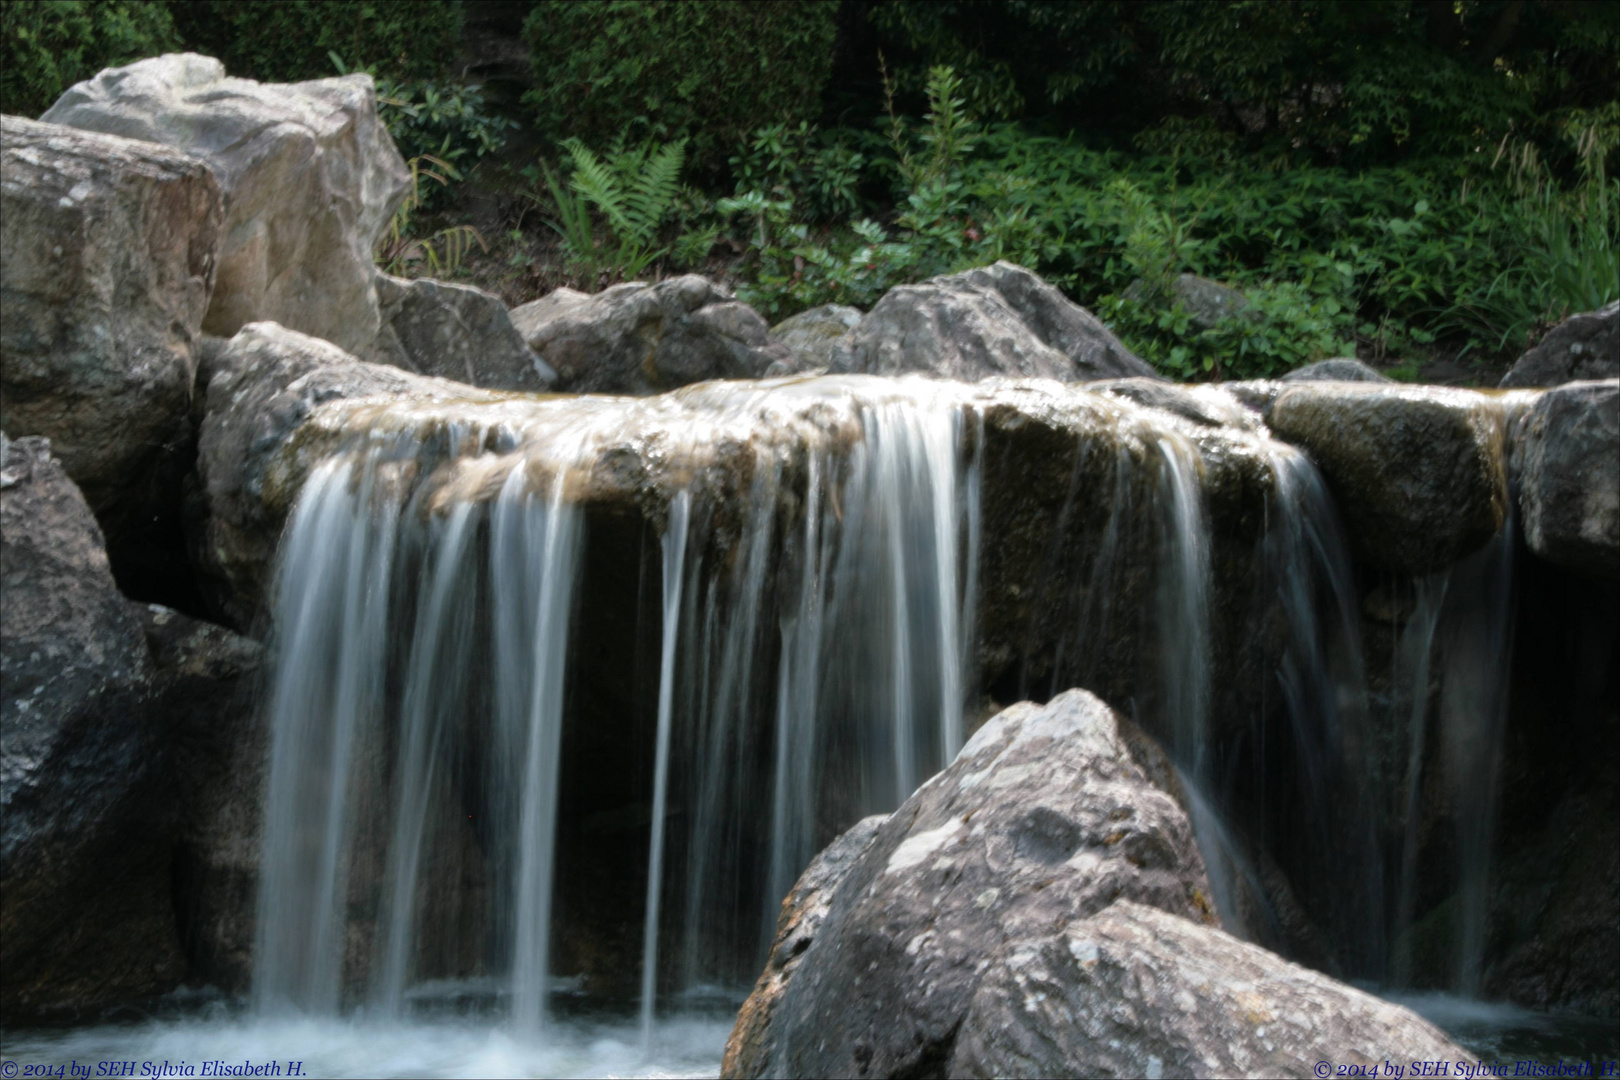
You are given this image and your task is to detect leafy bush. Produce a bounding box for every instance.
[522,0,839,176]
[865,0,1616,168]
[1,0,179,117]
[329,55,516,211]
[170,1,460,84]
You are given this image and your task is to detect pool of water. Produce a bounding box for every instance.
[1386,992,1619,1070]
[0,995,732,1080]
[4,989,1614,1079]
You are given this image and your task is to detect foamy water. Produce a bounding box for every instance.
[0,1010,731,1079]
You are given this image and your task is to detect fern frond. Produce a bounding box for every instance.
[622,139,685,246]
[567,139,634,239]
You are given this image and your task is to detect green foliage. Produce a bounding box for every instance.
[521,0,839,176]
[720,66,1059,319]
[170,1,460,84]
[865,0,1617,168]
[331,54,516,211]
[377,155,487,278]
[0,0,179,118]
[535,137,690,287]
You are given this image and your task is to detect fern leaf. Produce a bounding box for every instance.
[622,139,685,247]
[567,140,634,239]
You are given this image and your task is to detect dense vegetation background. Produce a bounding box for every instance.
[4,0,1616,380]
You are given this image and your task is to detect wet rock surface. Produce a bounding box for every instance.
[722,690,1216,1079]
[372,274,556,391]
[951,900,1468,1079]
[192,321,460,627]
[1268,382,1511,573]
[0,114,220,558]
[43,53,410,357]
[1512,379,1619,580]
[512,275,792,393]
[0,436,179,1017]
[832,262,1155,382]
[1500,301,1619,388]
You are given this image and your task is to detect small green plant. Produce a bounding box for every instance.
[536,137,689,287]
[377,156,487,277]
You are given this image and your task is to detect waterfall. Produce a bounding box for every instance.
[245,374,1525,1028]
[641,491,690,1048]
[250,379,983,1024]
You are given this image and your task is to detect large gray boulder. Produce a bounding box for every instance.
[510,276,792,394]
[831,262,1156,383]
[1500,301,1619,388]
[373,274,557,391]
[769,303,862,373]
[43,53,410,358]
[1513,380,1619,579]
[1,114,221,544]
[1268,383,1511,573]
[952,901,1468,1079]
[0,435,181,1016]
[722,689,1216,1079]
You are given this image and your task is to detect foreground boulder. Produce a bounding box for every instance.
[952,901,1468,1079]
[510,276,792,393]
[832,262,1156,382]
[725,815,888,1074]
[722,689,1216,1079]
[1513,380,1619,580]
[0,115,221,549]
[1268,383,1512,573]
[769,303,862,372]
[1500,301,1619,388]
[43,53,410,358]
[0,435,181,1016]
[373,274,556,390]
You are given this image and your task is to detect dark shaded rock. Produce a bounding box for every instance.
[1,114,221,563]
[724,690,1215,1079]
[768,303,862,372]
[372,273,556,390]
[1171,272,1249,330]
[1281,358,1393,383]
[43,53,410,357]
[1500,301,1619,388]
[1268,383,1510,573]
[0,435,180,1017]
[951,901,1467,1079]
[724,814,888,1078]
[832,262,1156,382]
[1512,380,1619,580]
[135,603,268,992]
[511,276,792,394]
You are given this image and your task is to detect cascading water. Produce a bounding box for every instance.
[234,372,1531,1075]
[246,378,984,1036]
